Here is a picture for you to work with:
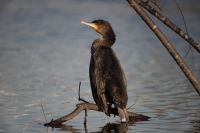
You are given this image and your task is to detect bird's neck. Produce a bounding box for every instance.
[104,36,116,44]
[99,36,116,47]
[91,37,115,55]
[103,32,116,45]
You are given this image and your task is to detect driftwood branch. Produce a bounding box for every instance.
[44,103,149,126]
[126,0,200,95]
[136,0,200,53]
[44,83,149,126]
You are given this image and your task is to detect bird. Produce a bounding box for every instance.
[81,19,129,122]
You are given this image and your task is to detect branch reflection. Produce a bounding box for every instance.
[49,118,148,133]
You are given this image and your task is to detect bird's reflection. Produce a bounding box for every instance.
[49,118,147,133]
[192,120,200,132]
[96,123,128,133]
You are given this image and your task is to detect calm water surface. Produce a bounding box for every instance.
[0,0,200,133]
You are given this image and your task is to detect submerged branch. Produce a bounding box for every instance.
[126,0,200,95]
[137,0,200,53]
[44,103,149,126]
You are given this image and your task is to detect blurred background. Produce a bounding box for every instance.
[0,0,200,132]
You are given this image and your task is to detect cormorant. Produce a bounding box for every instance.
[81,19,129,122]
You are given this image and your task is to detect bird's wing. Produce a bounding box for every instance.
[94,53,109,96]
[89,48,110,115]
[105,49,128,108]
[91,47,127,98]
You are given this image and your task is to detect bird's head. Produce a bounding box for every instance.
[81,19,115,39]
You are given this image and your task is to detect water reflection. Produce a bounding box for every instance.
[191,120,200,132]
[95,123,128,133]
[51,124,81,132]
[49,121,141,133]
[45,107,149,132]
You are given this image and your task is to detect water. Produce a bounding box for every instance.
[0,0,200,132]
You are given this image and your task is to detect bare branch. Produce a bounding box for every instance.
[44,103,149,126]
[137,0,200,53]
[126,0,200,95]
[127,96,138,110]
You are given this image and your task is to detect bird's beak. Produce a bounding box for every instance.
[81,21,98,30]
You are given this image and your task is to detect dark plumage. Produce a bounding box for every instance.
[81,19,128,122]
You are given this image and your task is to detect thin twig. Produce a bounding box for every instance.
[173,1,195,80]
[136,0,200,53]
[127,96,138,110]
[173,0,194,67]
[190,47,194,71]
[161,0,166,8]
[146,0,162,11]
[40,97,47,124]
[173,0,188,34]
[183,45,195,78]
[78,82,89,103]
[78,82,81,100]
[183,46,191,59]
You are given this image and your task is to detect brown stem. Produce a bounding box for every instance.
[78,82,89,103]
[137,0,200,53]
[146,0,162,11]
[126,0,200,95]
[44,103,149,126]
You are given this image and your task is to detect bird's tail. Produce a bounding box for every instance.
[118,107,129,122]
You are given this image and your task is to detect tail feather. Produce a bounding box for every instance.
[118,107,129,122]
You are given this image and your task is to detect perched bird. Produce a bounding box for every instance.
[81,20,128,122]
